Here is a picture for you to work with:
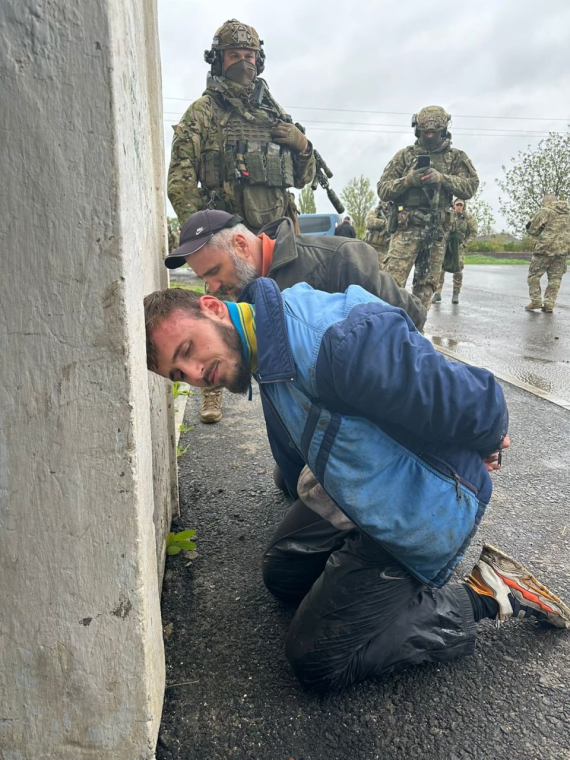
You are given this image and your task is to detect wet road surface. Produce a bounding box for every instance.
[425,265,570,403]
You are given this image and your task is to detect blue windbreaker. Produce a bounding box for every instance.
[241,278,508,587]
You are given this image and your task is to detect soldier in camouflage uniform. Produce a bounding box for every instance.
[432,199,478,304]
[167,19,315,230]
[364,201,391,265]
[377,106,479,310]
[525,194,570,313]
[168,19,316,423]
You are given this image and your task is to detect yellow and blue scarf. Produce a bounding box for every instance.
[226,301,257,374]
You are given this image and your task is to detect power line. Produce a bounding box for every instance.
[162,112,564,136]
[162,97,570,122]
[161,119,557,138]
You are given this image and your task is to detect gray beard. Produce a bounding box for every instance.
[231,252,259,294]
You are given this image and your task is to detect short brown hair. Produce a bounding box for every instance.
[144,288,204,372]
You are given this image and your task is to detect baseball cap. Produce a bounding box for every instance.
[164,210,243,269]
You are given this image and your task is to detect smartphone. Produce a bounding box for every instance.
[416,155,431,169]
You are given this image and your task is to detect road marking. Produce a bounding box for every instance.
[432,343,570,412]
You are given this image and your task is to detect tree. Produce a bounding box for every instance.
[298,185,316,214]
[340,175,376,238]
[496,130,570,232]
[466,183,495,236]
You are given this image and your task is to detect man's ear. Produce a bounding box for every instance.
[233,233,253,261]
[198,294,229,322]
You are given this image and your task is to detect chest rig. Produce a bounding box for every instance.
[199,96,295,195]
[402,147,455,212]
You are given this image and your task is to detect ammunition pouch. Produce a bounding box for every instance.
[387,205,399,235]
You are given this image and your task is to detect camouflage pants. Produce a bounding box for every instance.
[380,225,448,310]
[369,241,391,269]
[436,247,466,295]
[527,254,568,307]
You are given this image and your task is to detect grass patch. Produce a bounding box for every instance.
[169,280,205,293]
[464,255,529,266]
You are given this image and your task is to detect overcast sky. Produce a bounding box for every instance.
[157,0,570,231]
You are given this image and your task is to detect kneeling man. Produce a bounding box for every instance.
[145,280,570,691]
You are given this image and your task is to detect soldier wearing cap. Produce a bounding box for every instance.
[432,199,478,305]
[377,105,479,310]
[168,19,316,423]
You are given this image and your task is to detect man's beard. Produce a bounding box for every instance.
[230,251,258,295]
[209,321,251,394]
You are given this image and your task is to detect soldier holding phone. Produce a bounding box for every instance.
[377,106,479,310]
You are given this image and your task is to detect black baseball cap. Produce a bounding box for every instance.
[164,210,243,269]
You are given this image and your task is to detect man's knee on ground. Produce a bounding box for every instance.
[285,629,342,693]
[262,549,310,603]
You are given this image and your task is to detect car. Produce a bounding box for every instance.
[298,213,343,236]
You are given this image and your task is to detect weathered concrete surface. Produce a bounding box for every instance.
[0,1,173,757]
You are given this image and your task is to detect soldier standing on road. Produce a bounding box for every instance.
[167,19,316,423]
[433,199,478,305]
[377,106,479,310]
[524,194,570,313]
[364,201,391,265]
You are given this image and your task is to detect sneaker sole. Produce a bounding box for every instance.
[481,544,570,628]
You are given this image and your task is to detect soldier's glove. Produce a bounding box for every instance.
[403,168,425,187]
[271,123,309,154]
[421,168,445,185]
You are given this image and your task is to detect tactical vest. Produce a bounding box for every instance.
[402,148,455,211]
[452,213,471,244]
[199,94,295,229]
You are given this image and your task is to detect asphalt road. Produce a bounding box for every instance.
[426,265,570,403]
[158,265,570,759]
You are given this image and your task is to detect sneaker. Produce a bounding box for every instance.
[200,387,223,424]
[432,292,442,304]
[466,544,570,628]
[524,302,542,311]
[452,291,460,304]
[542,304,553,313]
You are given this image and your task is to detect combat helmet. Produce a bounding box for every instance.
[204,19,266,76]
[412,105,451,138]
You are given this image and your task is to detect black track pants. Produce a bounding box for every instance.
[262,498,477,692]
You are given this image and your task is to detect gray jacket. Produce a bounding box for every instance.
[260,218,427,330]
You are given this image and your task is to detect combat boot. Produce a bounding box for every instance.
[200,387,223,424]
[451,291,460,304]
[524,301,542,311]
[542,304,553,313]
[432,292,442,304]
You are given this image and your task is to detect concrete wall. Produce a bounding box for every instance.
[0,1,175,757]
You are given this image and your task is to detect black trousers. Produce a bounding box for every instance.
[262,497,477,692]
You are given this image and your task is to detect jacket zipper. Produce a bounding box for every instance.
[420,452,479,499]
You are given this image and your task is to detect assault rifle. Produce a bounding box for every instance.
[415,185,441,278]
[252,80,344,214]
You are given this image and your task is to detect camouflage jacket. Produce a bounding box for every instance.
[377,137,479,213]
[452,211,478,248]
[527,200,570,256]
[364,204,390,248]
[167,75,316,229]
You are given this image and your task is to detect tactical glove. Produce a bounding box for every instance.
[271,123,309,154]
[421,168,445,185]
[403,167,425,187]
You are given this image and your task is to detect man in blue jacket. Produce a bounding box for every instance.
[145,280,570,691]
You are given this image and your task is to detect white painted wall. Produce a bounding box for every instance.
[0,1,175,757]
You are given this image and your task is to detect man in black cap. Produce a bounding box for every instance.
[166,210,426,323]
[165,209,427,432]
